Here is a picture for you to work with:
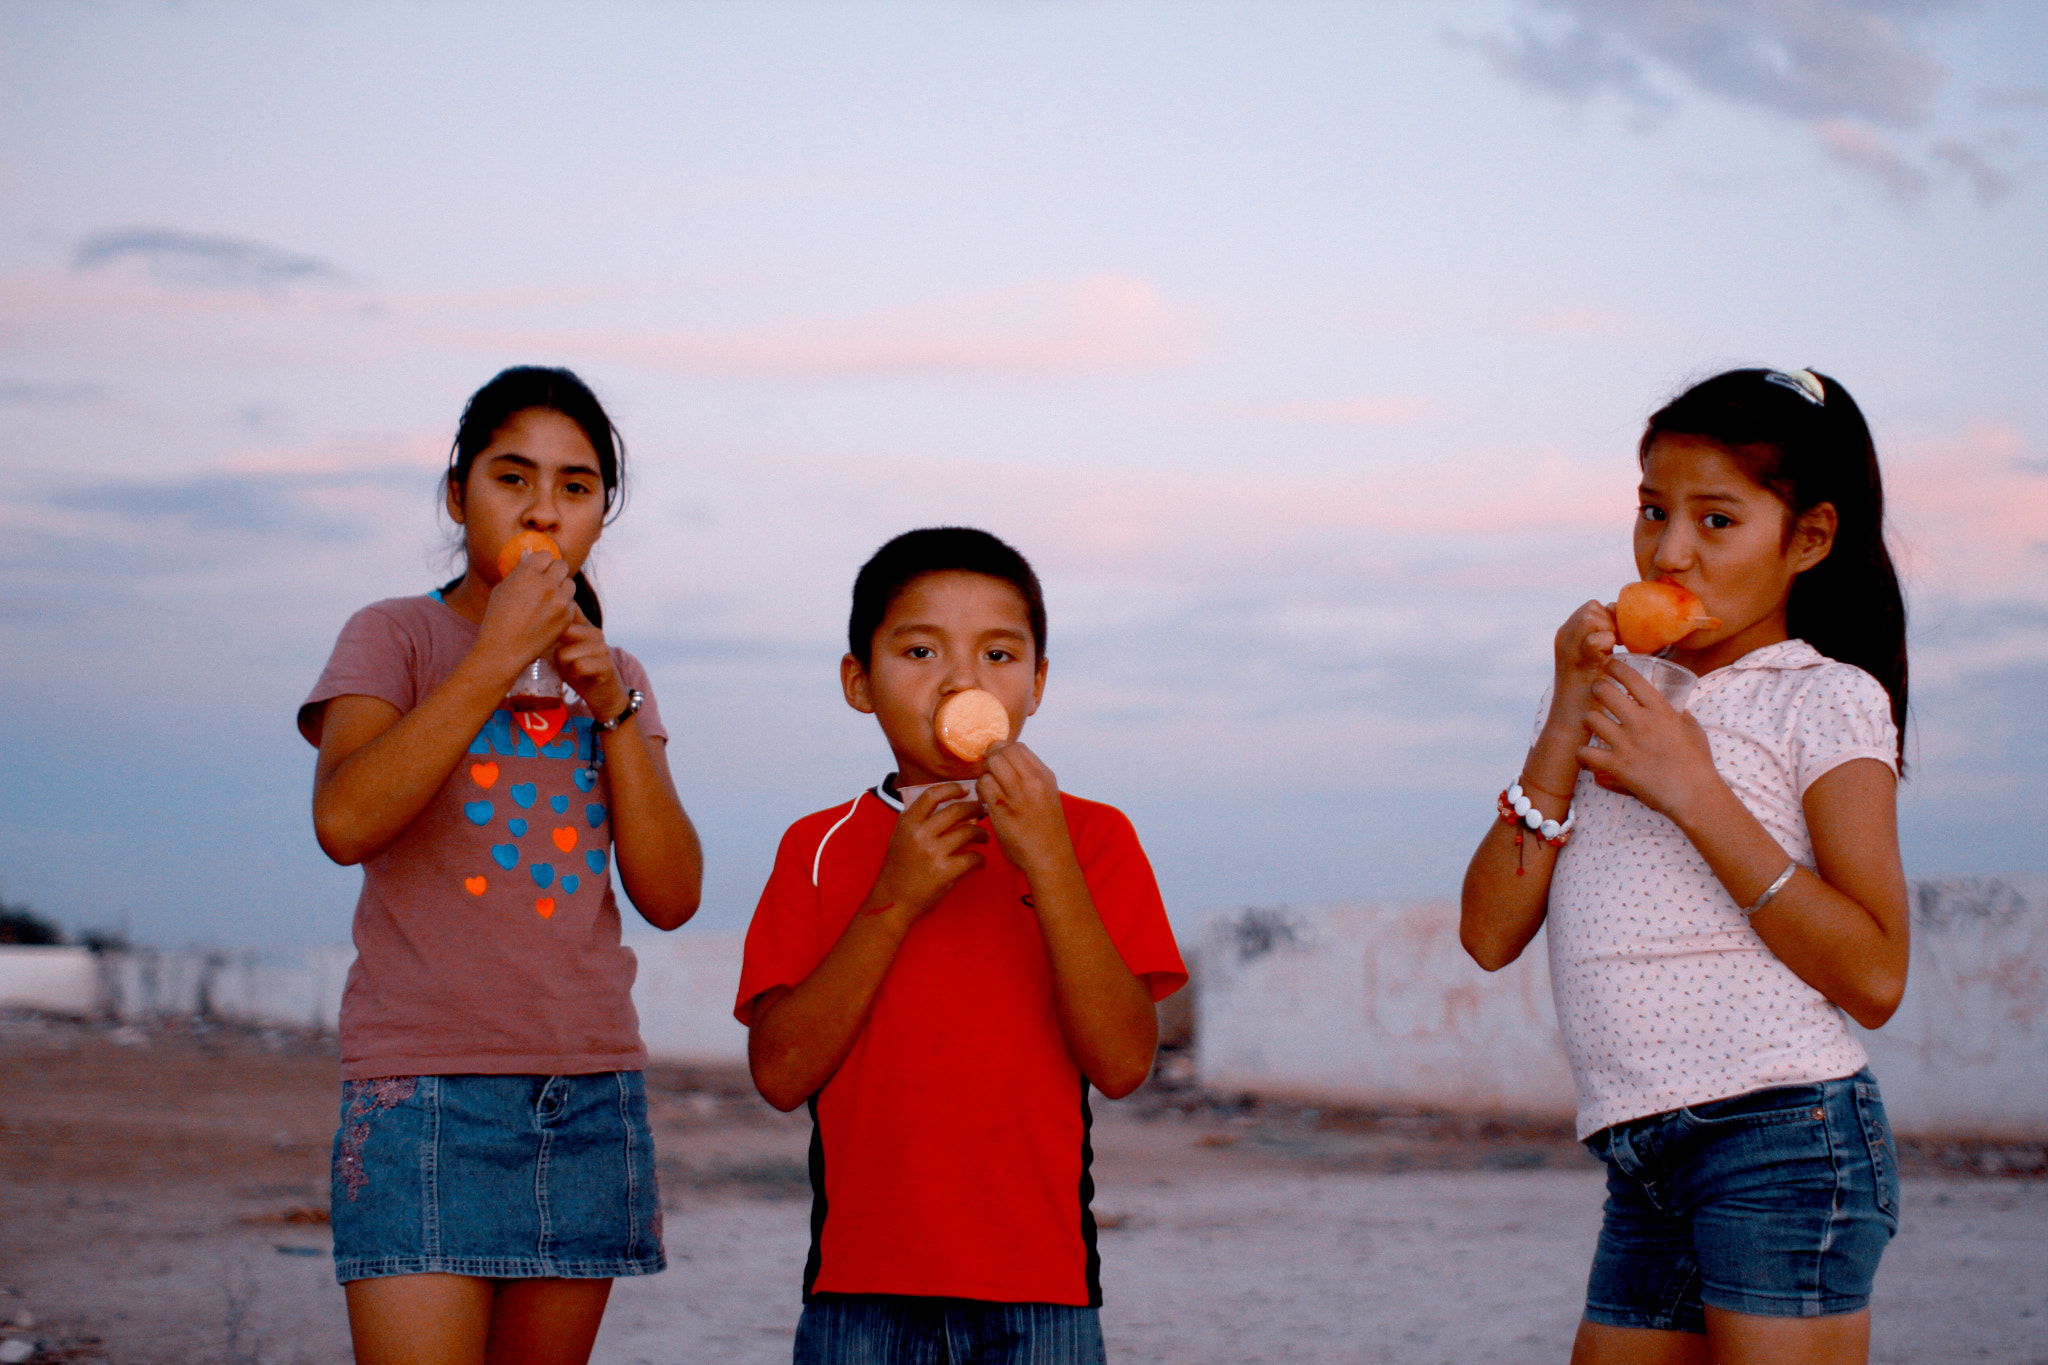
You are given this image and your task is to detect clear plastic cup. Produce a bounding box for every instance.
[896,780,985,813]
[1591,652,1699,746]
[1611,652,1699,711]
[507,656,566,711]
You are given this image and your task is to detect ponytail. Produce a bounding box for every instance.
[1642,369,1908,769]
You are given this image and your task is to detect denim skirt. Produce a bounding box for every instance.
[330,1072,666,1283]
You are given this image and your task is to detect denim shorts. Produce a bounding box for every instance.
[330,1072,665,1283]
[1582,1068,1899,1332]
[794,1295,1105,1365]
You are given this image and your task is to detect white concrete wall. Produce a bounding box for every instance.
[1193,875,2048,1139]
[7,874,2041,1134]
[0,936,751,1065]
[0,945,100,1014]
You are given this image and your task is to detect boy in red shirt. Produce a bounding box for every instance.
[736,526,1186,1363]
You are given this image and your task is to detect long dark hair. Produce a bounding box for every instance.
[443,365,625,627]
[1641,368,1907,766]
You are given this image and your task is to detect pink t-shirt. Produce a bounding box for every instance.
[1545,639,1897,1138]
[301,594,667,1080]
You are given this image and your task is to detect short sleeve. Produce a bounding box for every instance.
[733,817,834,1025]
[1791,664,1899,796]
[1069,800,1187,1002]
[611,648,669,746]
[298,603,424,745]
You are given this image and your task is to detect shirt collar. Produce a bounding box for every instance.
[1708,638,1829,675]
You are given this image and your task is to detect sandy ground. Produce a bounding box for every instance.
[2,1012,2043,1365]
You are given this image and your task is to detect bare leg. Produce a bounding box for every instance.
[1704,1306,1869,1365]
[1572,1319,1712,1365]
[345,1274,494,1365]
[484,1279,614,1365]
[344,1275,614,1365]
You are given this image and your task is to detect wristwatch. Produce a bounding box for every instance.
[593,688,643,733]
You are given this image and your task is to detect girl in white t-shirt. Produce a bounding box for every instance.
[1461,368,1909,1365]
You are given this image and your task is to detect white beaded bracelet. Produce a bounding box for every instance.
[1743,862,1799,917]
[1500,781,1576,845]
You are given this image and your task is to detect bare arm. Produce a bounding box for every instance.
[979,742,1158,1099]
[746,789,987,1111]
[1459,601,1615,971]
[1580,663,1909,1026]
[554,615,702,930]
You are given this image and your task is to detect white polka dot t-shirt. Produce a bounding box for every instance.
[1543,639,1898,1138]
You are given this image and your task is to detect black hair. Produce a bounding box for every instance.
[443,365,624,627]
[848,527,1047,668]
[1642,368,1907,765]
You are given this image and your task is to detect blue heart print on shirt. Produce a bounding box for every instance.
[508,818,528,837]
[510,782,538,809]
[463,801,493,826]
[585,850,607,877]
[573,767,595,793]
[561,874,580,895]
[531,863,554,889]
[491,844,519,870]
[550,795,569,815]
[586,803,605,829]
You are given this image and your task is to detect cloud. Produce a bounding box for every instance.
[0,380,108,404]
[1817,117,1933,204]
[450,272,1196,379]
[32,464,425,549]
[73,228,349,293]
[1210,395,1436,425]
[1471,1,2016,207]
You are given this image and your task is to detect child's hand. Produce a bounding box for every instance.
[554,608,631,722]
[976,740,1075,878]
[1553,600,1619,694]
[1577,658,1722,821]
[866,786,989,922]
[475,553,578,682]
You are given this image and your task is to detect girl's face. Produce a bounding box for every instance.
[1634,433,1836,674]
[447,407,609,583]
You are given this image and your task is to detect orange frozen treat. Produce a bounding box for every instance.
[496,530,562,580]
[935,689,1011,761]
[1615,580,1721,654]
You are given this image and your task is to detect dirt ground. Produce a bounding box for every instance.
[2,1012,2043,1365]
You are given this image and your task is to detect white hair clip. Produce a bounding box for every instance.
[1765,369,1826,406]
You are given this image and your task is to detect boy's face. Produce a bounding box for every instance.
[842,570,1046,788]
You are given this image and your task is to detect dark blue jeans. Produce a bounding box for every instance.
[794,1294,1105,1365]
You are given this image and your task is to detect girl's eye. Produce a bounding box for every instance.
[1638,505,1665,524]
[1703,513,1733,530]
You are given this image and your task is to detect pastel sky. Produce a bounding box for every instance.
[3,0,2044,948]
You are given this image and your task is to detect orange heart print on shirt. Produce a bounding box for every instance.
[535,897,556,919]
[470,761,499,788]
[464,876,487,896]
[552,827,578,852]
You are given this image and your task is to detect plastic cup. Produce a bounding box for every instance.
[1590,652,1698,747]
[896,780,984,813]
[507,656,567,709]
[1611,652,1699,711]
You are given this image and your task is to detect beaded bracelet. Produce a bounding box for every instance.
[1497,780,1575,874]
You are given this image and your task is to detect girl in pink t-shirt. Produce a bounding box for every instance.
[302,366,702,1365]
[1461,369,1909,1365]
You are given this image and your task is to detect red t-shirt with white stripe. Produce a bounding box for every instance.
[735,782,1186,1306]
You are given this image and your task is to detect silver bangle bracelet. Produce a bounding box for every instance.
[1742,862,1799,918]
[593,688,643,733]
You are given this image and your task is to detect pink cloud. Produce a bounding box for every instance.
[1889,423,2048,595]
[449,272,1198,378]
[1212,395,1437,425]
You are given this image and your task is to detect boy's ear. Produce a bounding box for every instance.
[1791,501,1837,574]
[841,653,877,714]
[1025,655,1047,717]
